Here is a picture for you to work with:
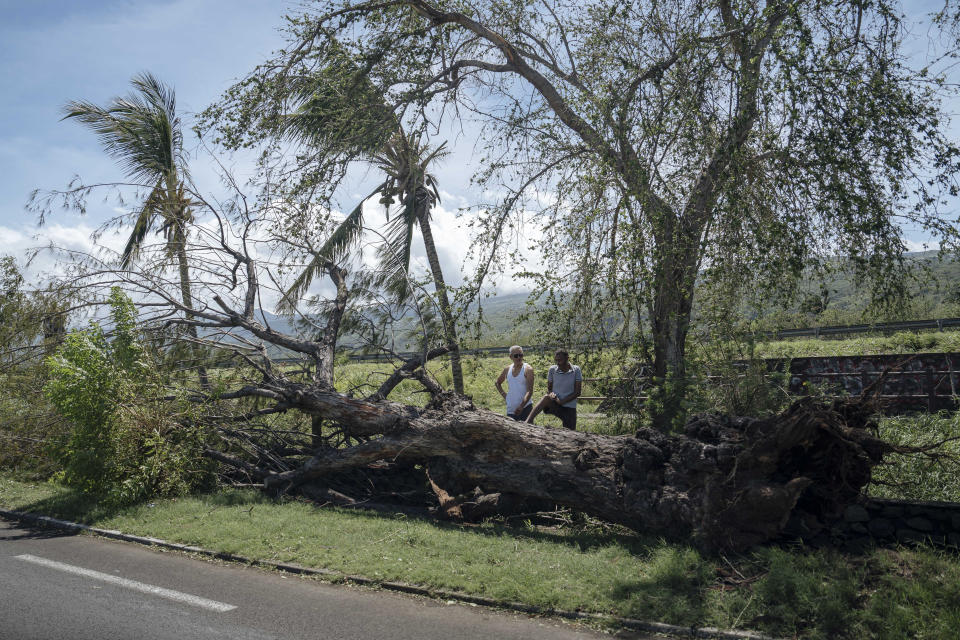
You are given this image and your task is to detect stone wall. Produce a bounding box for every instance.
[829,498,960,548]
[784,353,960,413]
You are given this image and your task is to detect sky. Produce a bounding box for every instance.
[1,1,957,305]
[0,0,508,300]
[0,1,284,275]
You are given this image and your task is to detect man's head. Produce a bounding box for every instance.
[509,345,524,362]
[554,349,569,367]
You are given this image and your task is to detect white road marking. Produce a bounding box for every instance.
[14,554,237,613]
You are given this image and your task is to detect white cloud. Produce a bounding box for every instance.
[0,226,27,247]
[43,223,98,252]
[904,237,940,253]
[0,222,96,286]
[438,190,469,209]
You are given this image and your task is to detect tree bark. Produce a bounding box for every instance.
[647,205,701,432]
[416,196,465,395]
[169,190,210,392]
[311,261,348,448]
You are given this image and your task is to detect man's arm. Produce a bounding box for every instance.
[560,379,582,405]
[495,367,508,399]
[523,364,534,406]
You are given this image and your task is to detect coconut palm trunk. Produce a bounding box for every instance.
[169,207,209,390]
[414,189,463,394]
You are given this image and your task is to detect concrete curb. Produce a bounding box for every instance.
[0,507,778,640]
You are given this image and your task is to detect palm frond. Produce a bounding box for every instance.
[63,72,190,263]
[62,73,182,187]
[278,42,397,157]
[374,203,417,303]
[120,181,165,268]
[276,256,325,315]
[277,186,385,314]
[318,194,376,262]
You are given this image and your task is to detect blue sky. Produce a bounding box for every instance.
[0,0,495,292]
[0,1,279,258]
[1,0,285,199]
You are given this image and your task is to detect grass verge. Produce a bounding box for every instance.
[868,413,960,502]
[3,476,960,639]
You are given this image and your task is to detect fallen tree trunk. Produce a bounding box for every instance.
[223,391,891,552]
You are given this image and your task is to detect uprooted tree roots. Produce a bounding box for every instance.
[207,392,902,552]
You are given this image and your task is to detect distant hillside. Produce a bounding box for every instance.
[465,291,540,343]
[751,250,960,329]
[210,293,543,356]
[464,251,960,343]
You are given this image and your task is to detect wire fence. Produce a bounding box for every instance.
[782,353,960,413]
[583,354,960,413]
[271,316,960,413]
[342,341,628,362]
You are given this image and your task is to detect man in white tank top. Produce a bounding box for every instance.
[495,345,534,420]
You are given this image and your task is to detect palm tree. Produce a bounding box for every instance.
[373,131,464,394]
[280,128,466,394]
[63,72,208,387]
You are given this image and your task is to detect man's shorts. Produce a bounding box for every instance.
[544,404,577,430]
[508,403,532,421]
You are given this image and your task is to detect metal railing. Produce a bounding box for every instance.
[767,317,960,339]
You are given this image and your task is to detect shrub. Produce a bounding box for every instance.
[688,327,792,419]
[44,288,212,505]
[888,331,940,352]
[0,364,65,479]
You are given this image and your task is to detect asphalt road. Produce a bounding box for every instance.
[0,519,649,640]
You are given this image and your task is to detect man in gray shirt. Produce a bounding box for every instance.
[525,349,582,430]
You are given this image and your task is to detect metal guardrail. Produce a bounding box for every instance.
[769,317,960,339]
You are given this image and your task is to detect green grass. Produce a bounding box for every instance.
[868,413,960,502]
[3,476,960,639]
[754,330,960,360]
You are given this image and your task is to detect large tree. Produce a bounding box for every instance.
[208,0,960,430]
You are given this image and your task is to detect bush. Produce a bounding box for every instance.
[0,255,70,477]
[688,328,791,419]
[0,365,65,479]
[44,288,213,505]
